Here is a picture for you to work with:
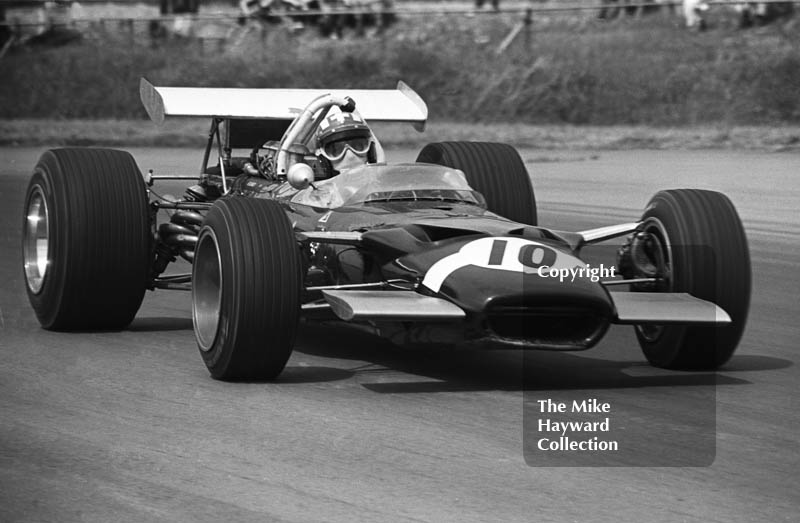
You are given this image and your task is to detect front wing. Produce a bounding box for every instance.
[320,289,731,325]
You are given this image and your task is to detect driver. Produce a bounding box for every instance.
[315,111,377,175]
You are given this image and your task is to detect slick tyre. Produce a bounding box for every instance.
[634,189,751,369]
[193,198,302,380]
[416,141,537,225]
[22,148,150,330]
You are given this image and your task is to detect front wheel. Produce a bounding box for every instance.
[22,148,150,330]
[192,198,302,380]
[631,189,751,369]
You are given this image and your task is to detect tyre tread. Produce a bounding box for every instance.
[25,148,150,330]
[198,198,301,380]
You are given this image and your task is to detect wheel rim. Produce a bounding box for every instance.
[193,229,222,352]
[634,216,673,343]
[23,185,50,294]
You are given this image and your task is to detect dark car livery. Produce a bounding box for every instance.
[21,79,751,379]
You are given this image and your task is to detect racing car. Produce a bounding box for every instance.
[21,79,751,380]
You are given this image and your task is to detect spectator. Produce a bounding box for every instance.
[736,2,795,28]
[682,0,709,29]
[475,0,500,12]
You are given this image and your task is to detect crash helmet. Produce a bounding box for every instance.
[315,111,376,173]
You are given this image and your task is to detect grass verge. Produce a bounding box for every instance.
[3,119,800,151]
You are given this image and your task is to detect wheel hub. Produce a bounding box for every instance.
[193,230,222,352]
[23,185,50,294]
[626,217,673,343]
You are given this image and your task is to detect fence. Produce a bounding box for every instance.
[3,1,798,26]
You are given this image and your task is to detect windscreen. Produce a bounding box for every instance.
[290,163,486,209]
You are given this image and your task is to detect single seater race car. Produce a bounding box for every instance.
[21,79,751,380]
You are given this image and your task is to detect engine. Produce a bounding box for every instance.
[158,210,204,263]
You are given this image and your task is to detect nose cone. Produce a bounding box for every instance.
[415,236,610,313]
[436,264,613,349]
[433,262,614,319]
[403,236,615,348]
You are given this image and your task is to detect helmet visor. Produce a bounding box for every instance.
[322,136,372,161]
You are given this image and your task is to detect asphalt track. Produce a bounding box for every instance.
[1,146,798,522]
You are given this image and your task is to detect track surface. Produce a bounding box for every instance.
[1,147,798,522]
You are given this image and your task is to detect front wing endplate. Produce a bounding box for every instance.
[610,292,731,324]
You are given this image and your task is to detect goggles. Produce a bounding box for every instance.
[321,136,372,162]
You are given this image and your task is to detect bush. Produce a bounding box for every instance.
[1,12,798,125]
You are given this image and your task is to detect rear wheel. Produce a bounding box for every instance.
[193,198,302,380]
[416,141,537,225]
[632,189,751,369]
[22,148,150,330]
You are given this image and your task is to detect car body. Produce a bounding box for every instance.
[21,79,751,379]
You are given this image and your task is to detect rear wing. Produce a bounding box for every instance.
[139,78,428,134]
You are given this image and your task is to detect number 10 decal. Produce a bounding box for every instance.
[487,239,558,269]
[422,237,585,293]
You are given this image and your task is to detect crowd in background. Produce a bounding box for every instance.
[1,0,797,47]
